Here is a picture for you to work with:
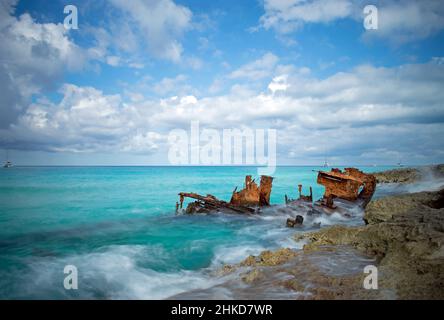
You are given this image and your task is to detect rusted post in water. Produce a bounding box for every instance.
[259,175,273,206]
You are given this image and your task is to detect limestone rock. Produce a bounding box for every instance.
[241,268,264,283]
[240,248,297,267]
[298,188,444,299]
[364,189,444,224]
[373,168,419,184]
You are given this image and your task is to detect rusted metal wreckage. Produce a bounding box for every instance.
[316,167,376,209]
[176,168,376,218]
[285,184,313,204]
[177,175,273,214]
[285,168,376,227]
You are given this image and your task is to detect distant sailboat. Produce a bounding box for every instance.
[323,158,329,167]
[3,150,12,168]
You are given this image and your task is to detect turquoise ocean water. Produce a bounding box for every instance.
[0,166,394,299]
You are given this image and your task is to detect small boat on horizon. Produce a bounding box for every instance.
[3,160,12,168]
[3,150,13,168]
[323,159,329,167]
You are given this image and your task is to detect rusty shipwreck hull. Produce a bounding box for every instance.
[177,175,273,215]
[175,167,376,218]
[285,168,377,224]
[230,175,273,207]
[316,168,376,209]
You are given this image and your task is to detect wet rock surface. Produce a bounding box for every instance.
[373,168,420,184]
[286,215,304,228]
[298,188,444,299]
[239,248,299,267]
[373,164,444,185]
[173,246,383,299]
[364,189,444,224]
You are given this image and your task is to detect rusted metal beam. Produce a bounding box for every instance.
[178,192,255,214]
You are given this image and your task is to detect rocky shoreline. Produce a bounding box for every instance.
[372,167,420,184]
[222,165,444,299]
[372,164,444,184]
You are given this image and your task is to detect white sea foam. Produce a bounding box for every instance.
[211,244,267,266]
[23,245,224,300]
[311,212,354,227]
[21,169,443,300]
[402,177,444,193]
[376,166,444,196]
[276,236,306,249]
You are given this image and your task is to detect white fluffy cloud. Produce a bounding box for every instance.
[6,59,443,164]
[6,84,164,153]
[110,0,192,62]
[260,0,353,34]
[0,0,85,128]
[364,0,444,44]
[229,53,279,80]
[268,75,289,94]
[152,74,194,96]
[259,0,444,44]
[0,0,195,134]
[156,58,441,164]
[1,0,443,164]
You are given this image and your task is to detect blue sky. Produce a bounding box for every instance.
[1,0,444,165]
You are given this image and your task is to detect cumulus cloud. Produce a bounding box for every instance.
[229,53,279,80]
[106,55,121,66]
[268,75,289,95]
[1,0,443,167]
[152,74,192,96]
[363,0,444,44]
[260,0,353,34]
[0,0,198,133]
[84,0,203,68]
[0,0,85,128]
[110,0,192,62]
[151,60,444,163]
[259,0,444,44]
[3,58,444,164]
[4,84,164,153]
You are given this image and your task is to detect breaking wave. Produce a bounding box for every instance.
[7,166,442,300]
[7,200,368,299]
[12,245,227,299]
[376,166,444,196]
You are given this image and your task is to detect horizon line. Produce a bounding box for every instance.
[2,164,418,168]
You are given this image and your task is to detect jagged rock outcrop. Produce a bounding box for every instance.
[435,164,444,176]
[364,189,444,224]
[298,188,444,299]
[219,245,384,299]
[373,168,420,184]
[240,248,298,267]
